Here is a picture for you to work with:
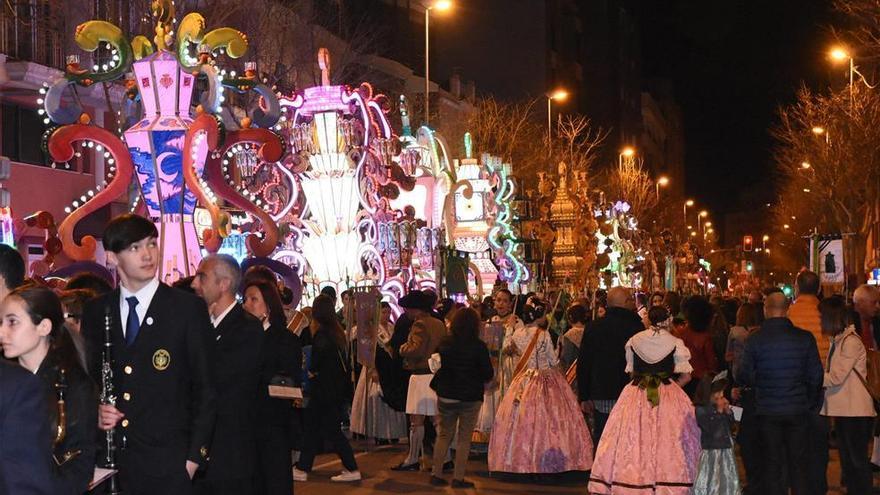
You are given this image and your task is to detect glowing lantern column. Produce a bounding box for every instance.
[125,50,204,281]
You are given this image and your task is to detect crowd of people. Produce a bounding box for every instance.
[1,212,880,495]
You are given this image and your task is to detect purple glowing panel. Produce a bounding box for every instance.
[299,86,351,117]
[132,51,195,118]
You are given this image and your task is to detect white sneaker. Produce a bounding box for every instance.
[293,467,308,482]
[331,470,362,482]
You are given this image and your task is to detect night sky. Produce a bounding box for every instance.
[639,0,833,216]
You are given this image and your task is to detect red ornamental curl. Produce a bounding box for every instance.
[49,125,134,261]
[204,129,283,258]
[183,112,225,253]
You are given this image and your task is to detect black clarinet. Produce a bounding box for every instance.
[99,306,121,494]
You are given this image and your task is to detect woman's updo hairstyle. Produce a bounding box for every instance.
[648,305,670,326]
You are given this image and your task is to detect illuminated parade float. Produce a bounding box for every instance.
[41,1,282,282]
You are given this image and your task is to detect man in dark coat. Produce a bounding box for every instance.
[0,360,57,494]
[737,292,823,495]
[83,214,216,495]
[577,286,643,444]
[192,254,264,494]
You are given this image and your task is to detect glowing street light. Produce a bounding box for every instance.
[618,146,636,168]
[812,126,825,135]
[546,89,568,150]
[424,1,453,125]
[801,161,811,169]
[683,199,694,224]
[655,175,669,199]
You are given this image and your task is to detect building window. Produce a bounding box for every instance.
[1,104,50,167]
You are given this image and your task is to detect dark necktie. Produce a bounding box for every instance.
[126,296,140,346]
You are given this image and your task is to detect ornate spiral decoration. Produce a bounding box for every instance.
[48,125,135,261]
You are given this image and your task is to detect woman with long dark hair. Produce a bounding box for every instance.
[429,307,494,487]
[242,280,301,495]
[294,294,360,482]
[0,285,97,494]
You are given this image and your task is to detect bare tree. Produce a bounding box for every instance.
[771,83,880,266]
[603,156,660,225]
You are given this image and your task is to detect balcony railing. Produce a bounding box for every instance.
[1,0,64,69]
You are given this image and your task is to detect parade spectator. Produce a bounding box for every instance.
[787,270,830,493]
[0,286,97,494]
[559,303,588,373]
[0,244,24,300]
[789,271,826,360]
[65,271,113,296]
[693,378,740,494]
[577,286,644,444]
[192,255,264,494]
[819,296,874,495]
[429,307,494,488]
[663,291,682,319]
[392,290,450,472]
[854,284,880,350]
[680,295,719,397]
[294,294,361,482]
[242,280,301,495]
[0,360,57,495]
[737,292,823,495]
[59,288,96,369]
[726,302,760,378]
[588,306,700,494]
[650,291,665,308]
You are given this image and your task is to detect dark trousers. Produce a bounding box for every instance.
[255,423,292,495]
[805,414,829,495]
[296,400,358,472]
[836,416,874,495]
[432,400,482,480]
[592,411,610,447]
[759,414,809,495]
[119,464,193,495]
[193,477,253,495]
[737,404,763,495]
[118,451,193,495]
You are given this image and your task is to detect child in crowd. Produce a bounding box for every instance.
[693,377,740,495]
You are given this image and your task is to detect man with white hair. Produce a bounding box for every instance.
[852,284,880,468]
[854,284,880,350]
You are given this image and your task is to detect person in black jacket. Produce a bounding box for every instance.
[737,292,823,495]
[294,294,361,483]
[83,214,216,495]
[0,360,57,495]
[576,286,643,445]
[428,307,493,488]
[191,255,264,495]
[242,279,301,495]
[0,285,97,495]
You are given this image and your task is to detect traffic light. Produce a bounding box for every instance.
[743,235,753,252]
[746,261,754,272]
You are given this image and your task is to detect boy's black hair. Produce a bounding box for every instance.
[102,214,158,253]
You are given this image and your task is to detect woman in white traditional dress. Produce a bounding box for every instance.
[350,302,408,443]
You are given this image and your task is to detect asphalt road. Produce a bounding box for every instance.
[294,439,589,494]
[293,437,861,494]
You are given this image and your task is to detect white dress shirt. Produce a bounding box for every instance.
[211,301,237,328]
[119,278,160,338]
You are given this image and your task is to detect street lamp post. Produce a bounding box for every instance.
[830,47,876,109]
[656,176,669,200]
[683,199,694,225]
[697,210,708,234]
[546,89,568,155]
[619,146,635,167]
[424,1,452,125]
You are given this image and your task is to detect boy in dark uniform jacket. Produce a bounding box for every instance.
[82,214,216,495]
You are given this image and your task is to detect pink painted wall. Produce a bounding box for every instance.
[6,161,96,220]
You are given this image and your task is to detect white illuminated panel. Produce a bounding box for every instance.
[454,192,484,222]
[300,173,360,234]
[454,235,490,253]
[390,183,429,221]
